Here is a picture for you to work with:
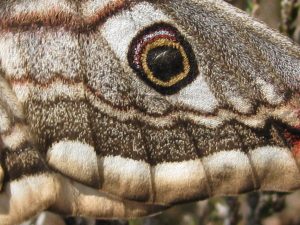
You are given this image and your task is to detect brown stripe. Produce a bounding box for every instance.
[89,107,149,161]
[181,121,213,197]
[9,74,82,86]
[26,97,289,165]
[2,141,48,182]
[142,120,198,164]
[0,0,127,32]
[232,124,260,190]
[26,99,95,153]
[11,76,216,117]
[11,76,294,120]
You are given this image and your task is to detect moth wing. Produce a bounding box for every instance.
[2,0,300,222]
[93,0,300,204]
[153,0,300,108]
[51,174,166,219]
[36,0,300,206]
[0,75,60,225]
[142,0,300,197]
[0,174,163,225]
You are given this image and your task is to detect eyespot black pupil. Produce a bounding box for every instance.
[146,46,184,82]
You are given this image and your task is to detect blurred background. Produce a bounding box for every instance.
[26,1,300,225]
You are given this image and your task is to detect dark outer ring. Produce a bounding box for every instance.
[128,22,199,95]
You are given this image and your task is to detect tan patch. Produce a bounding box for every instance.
[99,156,152,201]
[249,146,300,191]
[0,76,24,120]
[0,107,11,133]
[53,174,166,218]
[0,174,58,225]
[153,160,209,204]
[47,141,100,187]
[1,124,30,149]
[202,150,254,196]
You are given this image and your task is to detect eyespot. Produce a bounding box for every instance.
[128,23,199,95]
